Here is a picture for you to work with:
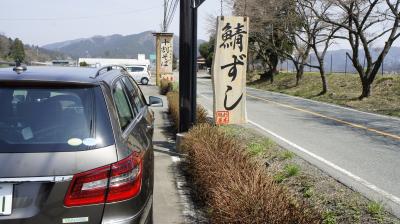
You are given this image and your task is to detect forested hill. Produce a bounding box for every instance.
[0,34,67,63]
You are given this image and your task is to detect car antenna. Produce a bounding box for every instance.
[13,60,27,74]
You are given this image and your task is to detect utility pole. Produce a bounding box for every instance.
[220,0,223,16]
[163,0,167,32]
[179,0,205,133]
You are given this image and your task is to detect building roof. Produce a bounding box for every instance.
[0,66,101,85]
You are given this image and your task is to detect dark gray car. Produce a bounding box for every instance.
[0,66,162,224]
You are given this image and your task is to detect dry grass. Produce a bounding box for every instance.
[166,91,208,131]
[159,79,175,95]
[248,73,400,117]
[182,124,322,224]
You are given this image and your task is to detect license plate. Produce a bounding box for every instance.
[0,184,13,216]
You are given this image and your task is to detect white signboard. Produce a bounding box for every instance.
[212,16,249,125]
[159,36,173,74]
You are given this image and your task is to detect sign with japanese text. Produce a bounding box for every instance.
[154,33,174,85]
[212,16,249,125]
[159,36,173,74]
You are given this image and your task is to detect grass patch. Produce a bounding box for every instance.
[279,150,295,160]
[302,186,314,198]
[367,201,384,222]
[248,72,400,117]
[274,164,301,183]
[323,211,337,224]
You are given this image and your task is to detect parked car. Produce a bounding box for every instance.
[125,66,151,85]
[0,65,162,224]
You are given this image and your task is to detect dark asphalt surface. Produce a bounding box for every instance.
[196,76,400,218]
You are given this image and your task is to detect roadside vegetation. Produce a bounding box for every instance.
[248,72,400,117]
[160,79,208,132]
[162,79,399,223]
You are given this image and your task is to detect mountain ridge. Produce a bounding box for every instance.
[43,31,206,59]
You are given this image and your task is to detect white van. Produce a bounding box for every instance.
[125,65,151,85]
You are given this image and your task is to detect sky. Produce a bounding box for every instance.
[0,0,225,46]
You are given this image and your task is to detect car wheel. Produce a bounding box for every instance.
[141,78,149,85]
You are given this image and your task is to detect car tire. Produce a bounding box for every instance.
[141,78,149,85]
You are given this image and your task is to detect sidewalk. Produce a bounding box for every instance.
[140,84,186,224]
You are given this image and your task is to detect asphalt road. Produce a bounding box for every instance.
[196,75,400,218]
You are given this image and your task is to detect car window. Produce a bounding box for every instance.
[129,76,148,106]
[0,85,114,153]
[113,81,134,130]
[122,77,145,111]
[127,67,145,72]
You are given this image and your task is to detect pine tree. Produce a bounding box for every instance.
[9,38,25,63]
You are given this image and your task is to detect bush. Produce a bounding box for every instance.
[182,124,321,224]
[166,91,208,131]
[160,79,174,95]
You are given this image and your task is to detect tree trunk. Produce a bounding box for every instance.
[296,64,304,86]
[359,79,372,100]
[319,61,328,95]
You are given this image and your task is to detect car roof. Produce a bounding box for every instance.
[0,66,121,85]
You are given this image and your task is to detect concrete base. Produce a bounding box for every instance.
[176,132,187,153]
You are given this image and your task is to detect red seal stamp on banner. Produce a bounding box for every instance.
[216,111,230,125]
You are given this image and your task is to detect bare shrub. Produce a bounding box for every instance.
[166,91,208,131]
[159,79,174,95]
[182,124,321,224]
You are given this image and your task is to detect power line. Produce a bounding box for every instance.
[0,6,161,21]
[166,0,179,29]
[162,0,179,32]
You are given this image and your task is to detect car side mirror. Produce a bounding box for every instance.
[149,96,163,107]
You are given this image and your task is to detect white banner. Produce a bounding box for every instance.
[212,16,249,125]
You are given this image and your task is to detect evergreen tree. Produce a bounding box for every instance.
[9,38,25,62]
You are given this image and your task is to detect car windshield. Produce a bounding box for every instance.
[0,85,114,153]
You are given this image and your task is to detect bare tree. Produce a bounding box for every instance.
[230,0,298,82]
[311,0,400,99]
[299,0,339,94]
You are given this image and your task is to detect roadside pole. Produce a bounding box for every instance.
[179,0,205,133]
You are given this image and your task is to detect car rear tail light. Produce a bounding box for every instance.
[107,154,143,203]
[64,166,110,207]
[64,152,143,207]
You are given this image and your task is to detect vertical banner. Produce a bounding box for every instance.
[154,33,174,85]
[212,16,249,125]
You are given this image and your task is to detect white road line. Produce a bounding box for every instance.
[198,93,400,206]
[247,120,400,206]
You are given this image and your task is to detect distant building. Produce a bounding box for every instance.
[78,55,150,68]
